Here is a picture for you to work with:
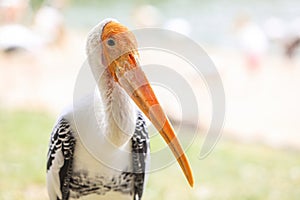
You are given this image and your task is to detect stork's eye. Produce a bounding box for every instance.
[107,38,115,46]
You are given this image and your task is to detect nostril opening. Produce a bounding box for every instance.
[128,54,136,65]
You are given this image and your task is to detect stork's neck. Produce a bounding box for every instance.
[97,69,136,147]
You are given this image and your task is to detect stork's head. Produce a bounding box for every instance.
[86,18,138,80]
[86,19,194,187]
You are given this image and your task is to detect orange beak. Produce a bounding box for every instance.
[112,53,194,187]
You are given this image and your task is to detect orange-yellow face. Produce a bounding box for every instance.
[98,20,194,187]
[101,21,139,82]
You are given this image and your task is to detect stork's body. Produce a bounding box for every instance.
[46,19,193,200]
[47,89,149,200]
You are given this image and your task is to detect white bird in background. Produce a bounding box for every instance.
[46,19,194,200]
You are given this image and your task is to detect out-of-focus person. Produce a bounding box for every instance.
[285,37,300,58]
[33,4,65,46]
[0,0,29,24]
[234,15,269,71]
[264,16,300,59]
[285,17,300,58]
[0,0,67,53]
[33,0,68,46]
[0,0,42,53]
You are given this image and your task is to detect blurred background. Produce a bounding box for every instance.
[0,0,300,199]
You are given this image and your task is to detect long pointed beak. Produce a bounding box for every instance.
[116,55,194,187]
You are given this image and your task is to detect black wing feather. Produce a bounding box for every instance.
[132,112,149,200]
[47,118,76,200]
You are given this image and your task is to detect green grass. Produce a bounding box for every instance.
[0,109,53,200]
[0,109,299,199]
[145,138,300,200]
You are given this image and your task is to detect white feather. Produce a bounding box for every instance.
[47,150,64,200]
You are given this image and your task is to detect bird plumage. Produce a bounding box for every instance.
[47,18,149,199]
[47,18,193,200]
[47,118,75,200]
[47,110,149,200]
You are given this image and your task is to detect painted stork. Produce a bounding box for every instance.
[46,18,194,200]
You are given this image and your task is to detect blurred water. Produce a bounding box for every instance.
[64,0,300,46]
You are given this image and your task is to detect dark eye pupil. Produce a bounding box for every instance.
[107,39,115,46]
